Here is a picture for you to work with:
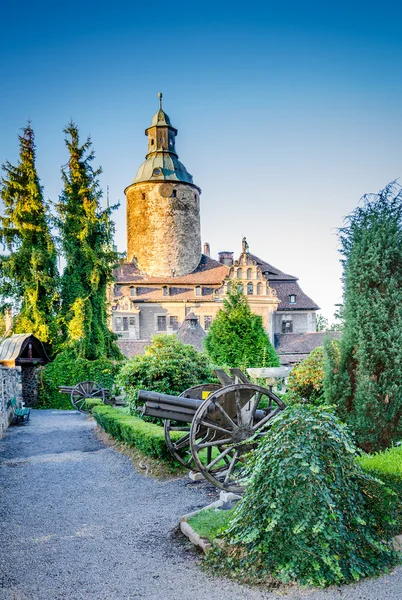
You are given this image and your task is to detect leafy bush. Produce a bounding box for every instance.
[37,350,122,409]
[115,335,216,414]
[358,445,402,535]
[287,347,325,404]
[92,404,177,463]
[204,290,279,369]
[208,405,398,588]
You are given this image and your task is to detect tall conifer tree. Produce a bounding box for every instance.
[325,182,402,451]
[57,122,120,359]
[0,123,58,344]
[204,290,280,368]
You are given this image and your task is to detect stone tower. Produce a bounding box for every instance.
[125,94,202,277]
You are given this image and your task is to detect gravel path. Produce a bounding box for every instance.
[0,410,400,600]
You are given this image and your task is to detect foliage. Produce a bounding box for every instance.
[315,314,329,332]
[0,123,58,347]
[92,404,178,463]
[358,445,402,535]
[316,306,343,332]
[208,405,398,588]
[325,182,402,451]
[204,290,280,369]
[287,347,325,404]
[56,122,120,359]
[187,508,235,541]
[37,350,121,409]
[116,335,216,414]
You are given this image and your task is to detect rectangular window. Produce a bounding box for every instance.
[282,320,293,333]
[195,286,201,296]
[129,317,136,328]
[115,317,122,331]
[123,317,129,331]
[204,315,212,331]
[288,294,296,304]
[157,316,167,331]
[169,316,179,331]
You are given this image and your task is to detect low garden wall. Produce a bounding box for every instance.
[0,366,23,436]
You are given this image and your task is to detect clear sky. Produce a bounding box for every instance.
[1,1,401,321]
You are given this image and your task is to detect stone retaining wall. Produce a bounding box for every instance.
[0,366,23,436]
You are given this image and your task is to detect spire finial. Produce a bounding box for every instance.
[158,92,163,109]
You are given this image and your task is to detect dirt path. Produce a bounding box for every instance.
[0,410,400,600]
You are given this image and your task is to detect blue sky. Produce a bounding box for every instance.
[1,1,402,320]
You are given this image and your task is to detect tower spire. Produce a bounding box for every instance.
[158,92,163,110]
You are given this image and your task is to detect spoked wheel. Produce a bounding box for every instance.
[190,384,286,493]
[70,381,104,412]
[164,384,222,470]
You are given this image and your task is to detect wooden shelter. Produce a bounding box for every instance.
[0,334,50,406]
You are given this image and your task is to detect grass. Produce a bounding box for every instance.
[187,507,235,541]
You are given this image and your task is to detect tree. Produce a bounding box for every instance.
[325,182,402,451]
[0,123,58,345]
[316,314,329,332]
[204,290,279,369]
[56,122,120,359]
[287,347,325,404]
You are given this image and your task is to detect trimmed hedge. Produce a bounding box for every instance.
[37,351,122,409]
[92,404,177,463]
[358,445,402,535]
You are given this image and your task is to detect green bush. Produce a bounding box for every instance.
[358,445,402,535]
[287,347,325,404]
[115,335,216,414]
[84,398,105,413]
[37,350,122,409]
[92,404,177,463]
[208,405,398,588]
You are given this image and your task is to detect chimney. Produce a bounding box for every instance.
[218,251,234,267]
[203,242,210,258]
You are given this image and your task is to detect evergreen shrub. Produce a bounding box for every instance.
[116,335,216,414]
[92,404,177,462]
[37,351,121,409]
[208,405,398,587]
[204,290,279,369]
[287,347,325,404]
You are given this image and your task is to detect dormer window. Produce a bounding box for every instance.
[130,286,136,297]
[152,168,161,177]
[195,286,201,296]
[163,286,169,296]
[289,294,296,304]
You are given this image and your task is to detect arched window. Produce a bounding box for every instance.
[195,286,201,296]
[289,294,296,304]
[257,270,262,280]
[247,282,253,295]
[247,268,252,279]
[129,286,135,297]
[237,268,243,279]
[171,189,177,198]
[257,282,262,295]
[163,286,169,296]
[237,283,244,293]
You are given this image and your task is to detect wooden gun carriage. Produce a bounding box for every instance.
[139,369,286,493]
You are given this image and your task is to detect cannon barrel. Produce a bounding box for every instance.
[138,389,208,412]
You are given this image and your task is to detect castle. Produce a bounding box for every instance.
[112,95,323,364]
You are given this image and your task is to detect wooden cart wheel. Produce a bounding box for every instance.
[70,381,104,413]
[164,384,222,469]
[190,384,285,493]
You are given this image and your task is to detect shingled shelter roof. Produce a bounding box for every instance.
[176,312,206,352]
[274,332,342,366]
[0,334,50,366]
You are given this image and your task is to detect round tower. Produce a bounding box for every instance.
[125,93,202,277]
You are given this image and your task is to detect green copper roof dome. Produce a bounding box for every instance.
[132,93,198,188]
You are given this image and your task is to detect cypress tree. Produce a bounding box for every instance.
[325,182,402,451]
[0,123,58,345]
[57,122,120,359]
[204,289,280,368]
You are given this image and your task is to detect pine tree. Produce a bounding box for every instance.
[57,122,120,359]
[204,289,280,369]
[0,123,58,344]
[325,182,402,451]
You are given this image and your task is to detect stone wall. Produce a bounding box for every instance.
[126,181,201,277]
[0,366,23,436]
[22,365,39,407]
